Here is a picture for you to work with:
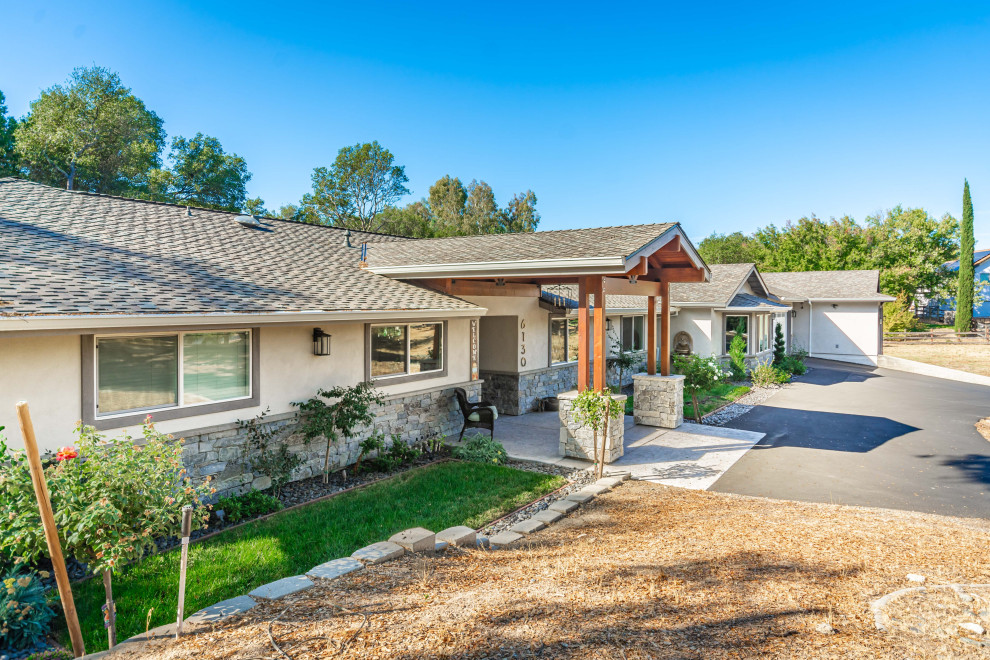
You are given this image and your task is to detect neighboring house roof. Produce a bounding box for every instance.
[761,270,895,302]
[944,249,990,271]
[0,178,481,321]
[540,285,648,313]
[669,263,768,307]
[722,292,790,310]
[365,222,707,278]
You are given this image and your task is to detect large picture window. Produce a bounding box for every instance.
[96,330,251,416]
[550,318,580,364]
[370,323,443,379]
[620,316,645,352]
[724,315,748,354]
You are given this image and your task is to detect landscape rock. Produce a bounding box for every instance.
[959,622,986,636]
[906,574,926,583]
[815,622,837,635]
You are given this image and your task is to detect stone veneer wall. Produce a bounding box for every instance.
[480,364,578,415]
[557,390,626,463]
[179,380,484,497]
[632,373,684,429]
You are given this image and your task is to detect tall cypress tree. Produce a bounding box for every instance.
[955,179,975,331]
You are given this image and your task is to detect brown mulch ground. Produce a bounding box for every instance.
[116,481,990,659]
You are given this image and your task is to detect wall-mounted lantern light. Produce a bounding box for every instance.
[313,328,332,356]
[790,310,797,318]
[606,318,613,332]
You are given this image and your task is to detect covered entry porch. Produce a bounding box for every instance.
[487,411,764,490]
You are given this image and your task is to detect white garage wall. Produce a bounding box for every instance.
[807,302,882,366]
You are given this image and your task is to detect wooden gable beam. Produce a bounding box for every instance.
[657,267,707,283]
[418,279,540,297]
[603,277,662,297]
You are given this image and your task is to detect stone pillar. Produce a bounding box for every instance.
[632,373,684,428]
[556,390,626,463]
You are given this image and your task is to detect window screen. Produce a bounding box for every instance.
[98,336,178,414]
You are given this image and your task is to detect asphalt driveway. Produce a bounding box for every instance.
[710,359,990,519]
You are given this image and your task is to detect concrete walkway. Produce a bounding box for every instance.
[482,411,764,490]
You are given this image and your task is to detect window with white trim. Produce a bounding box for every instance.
[724,315,748,355]
[370,323,443,378]
[620,315,645,352]
[96,331,251,416]
[757,314,770,352]
[550,318,580,364]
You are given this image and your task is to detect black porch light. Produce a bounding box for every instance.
[313,328,332,356]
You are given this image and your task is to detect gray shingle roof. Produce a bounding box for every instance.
[726,293,789,309]
[365,222,678,269]
[761,270,894,302]
[0,178,480,317]
[669,263,756,307]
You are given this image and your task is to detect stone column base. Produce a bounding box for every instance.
[557,390,626,463]
[632,373,684,429]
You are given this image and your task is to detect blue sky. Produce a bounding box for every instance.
[4,2,990,246]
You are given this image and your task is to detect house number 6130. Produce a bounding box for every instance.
[519,318,527,367]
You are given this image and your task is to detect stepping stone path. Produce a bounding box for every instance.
[388,527,436,553]
[510,518,546,535]
[437,525,477,547]
[565,491,595,504]
[307,557,364,581]
[548,499,579,514]
[248,575,314,600]
[581,483,611,496]
[532,509,563,524]
[352,541,405,564]
[489,531,524,547]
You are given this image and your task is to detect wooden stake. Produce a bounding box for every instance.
[16,402,85,658]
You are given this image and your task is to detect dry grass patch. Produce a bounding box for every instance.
[124,482,990,659]
[884,343,990,377]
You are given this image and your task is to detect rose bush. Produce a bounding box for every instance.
[0,418,214,646]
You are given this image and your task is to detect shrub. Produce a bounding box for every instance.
[239,408,303,498]
[570,388,623,478]
[728,334,747,379]
[1,569,56,651]
[372,435,423,472]
[773,323,786,365]
[294,382,384,483]
[883,296,922,332]
[673,354,730,422]
[779,355,807,375]
[353,433,386,473]
[215,490,282,524]
[452,435,508,466]
[0,419,213,646]
[750,360,791,387]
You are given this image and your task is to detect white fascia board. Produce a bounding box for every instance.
[806,297,896,303]
[0,307,487,336]
[669,302,718,308]
[716,306,789,312]
[368,256,625,279]
[626,225,711,278]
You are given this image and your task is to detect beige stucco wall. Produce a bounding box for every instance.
[462,296,549,373]
[669,308,716,357]
[0,317,477,452]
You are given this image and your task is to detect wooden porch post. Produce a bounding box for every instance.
[660,280,671,376]
[577,277,589,391]
[646,295,657,375]
[592,276,607,390]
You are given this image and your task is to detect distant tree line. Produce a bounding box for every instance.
[0,67,539,237]
[697,207,961,310]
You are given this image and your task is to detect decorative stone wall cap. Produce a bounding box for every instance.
[632,373,686,381]
[557,390,628,402]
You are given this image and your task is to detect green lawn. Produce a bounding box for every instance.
[624,383,751,421]
[62,461,564,652]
